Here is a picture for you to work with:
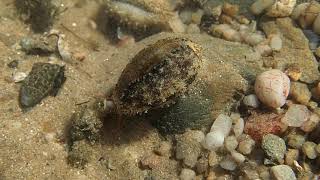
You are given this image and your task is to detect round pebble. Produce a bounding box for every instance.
[262,134,286,162]
[271,165,297,180]
[287,133,306,149]
[225,136,238,152]
[302,141,317,159]
[220,155,237,171]
[238,135,255,155]
[266,0,296,18]
[233,117,244,137]
[282,104,310,127]
[231,151,245,164]
[301,113,320,133]
[250,0,275,15]
[203,131,225,151]
[243,94,260,108]
[290,82,311,105]
[154,141,172,157]
[254,69,290,108]
[285,149,299,166]
[180,168,196,180]
[315,144,320,154]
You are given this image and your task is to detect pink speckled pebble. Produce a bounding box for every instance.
[254,69,290,108]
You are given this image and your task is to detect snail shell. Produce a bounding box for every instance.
[113,37,203,116]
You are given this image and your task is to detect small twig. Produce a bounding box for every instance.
[75,100,90,106]
[60,23,100,51]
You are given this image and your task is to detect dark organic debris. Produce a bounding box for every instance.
[67,140,93,168]
[19,63,66,108]
[69,106,103,144]
[20,36,58,55]
[15,0,59,33]
[7,60,19,69]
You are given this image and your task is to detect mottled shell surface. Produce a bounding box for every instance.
[113,38,202,115]
[19,63,66,108]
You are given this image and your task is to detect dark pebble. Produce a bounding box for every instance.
[7,60,19,68]
[19,63,65,108]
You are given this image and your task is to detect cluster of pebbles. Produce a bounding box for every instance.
[166,69,320,179]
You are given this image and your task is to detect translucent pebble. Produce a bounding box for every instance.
[254,69,290,108]
[301,113,320,132]
[180,168,196,180]
[269,34,282,51]
[243,94,260,108]
[210,114,232,137]
[271,165,297,180]
[202,131,224,150]
[233,118,244,137]
[281,104,310,127]
[231,151,245,164]
[220,155,237,171]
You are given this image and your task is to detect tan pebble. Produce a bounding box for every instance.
[307,101,318,110]
[210,5,222,20]
[236,15,250,25]
[208,151,219,167]
[210,24,231,38]
[313,13,320,34]
[222,28,242,42]
[301,113,320,133]
[291,3,309,20]
[222,3,239,17]
[168,13,186,33]
[140,154,162,169]
[302,141,317,159]
[315,47,320,58]
[285,149,299,166]
[299,1,320,29]
[186,24,201,34]
[254,43,272,57]
[191,9,204,25]
[269,34,282,51]
[250,0,275,15]
[206,171,217,180]
[315,144,320,154]
[266,0,296,18]
[285,64,302,81]
[73,52,86,61]
[289,82,311,105]
[311,82,320,101]
[219,14,233,24]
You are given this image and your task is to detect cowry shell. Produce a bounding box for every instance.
[254,69,290,108]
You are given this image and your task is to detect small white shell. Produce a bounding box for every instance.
[254,69,290,108]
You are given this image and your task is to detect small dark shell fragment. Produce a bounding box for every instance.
[19,63,66,108]
[113,37,202,115]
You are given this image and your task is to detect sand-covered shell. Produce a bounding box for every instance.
[105,0,175,32]
[254,69,290,108]
[113,38,202,116]
[19,63,66,108]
